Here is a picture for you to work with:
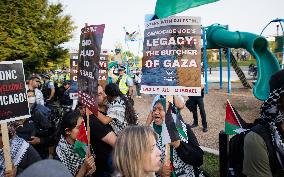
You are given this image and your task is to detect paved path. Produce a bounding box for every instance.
[204,67,255,83]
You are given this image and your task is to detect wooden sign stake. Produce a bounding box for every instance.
[1,123,12,171]
[165,95,173,164]
[85,108,91,156]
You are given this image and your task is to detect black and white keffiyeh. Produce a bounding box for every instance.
[260,86,284,168]
[56,136,85,176]
[107,97,128,135]
[0,136,29,176]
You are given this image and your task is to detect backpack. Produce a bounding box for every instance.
[228,130,250,177]
[228,121,280,177]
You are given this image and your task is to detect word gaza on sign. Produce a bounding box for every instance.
[144,59,198,68]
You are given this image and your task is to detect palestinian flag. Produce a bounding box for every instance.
[74,119,88,158]
[162,103,182,145]
[225,99,250,135]
[155,0,220,19]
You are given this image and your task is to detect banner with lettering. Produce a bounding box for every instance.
[0,60,30,123]
[141,16,201,96]
[99,49,108,88]
[78,24,105,114]
[70,52,78,82]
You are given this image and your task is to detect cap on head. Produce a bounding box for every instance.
[27,74,41,81]
[63,80,71,85]
[17,159,73,177]
[41,73,50,79]
[118,66,126,71]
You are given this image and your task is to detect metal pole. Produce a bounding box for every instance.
[219,48,223,89]
[219,131,229,177]
[281,45,284,69]
[227,48,231,95]
[203,27,208,94]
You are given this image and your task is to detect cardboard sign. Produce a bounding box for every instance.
[78,24,105,114]
[0,60,30,123]
[70,52,79,82]
[141,16,202,96]
[99,49,108,88]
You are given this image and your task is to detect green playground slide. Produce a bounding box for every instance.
[206,24,280,100]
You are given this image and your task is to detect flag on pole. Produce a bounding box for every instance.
[161,103,181,145]
[155,0,220,19]
[225,99,250,135]
[74,119,88,158]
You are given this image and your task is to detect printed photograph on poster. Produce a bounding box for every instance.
[78,24,105,114]
[141,16,201,96]
[0,60,30,123]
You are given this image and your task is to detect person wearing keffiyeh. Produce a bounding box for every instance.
[243,69,284,177]
[0,122,41,177]
[56,111,96,177]
[149,97,204,177]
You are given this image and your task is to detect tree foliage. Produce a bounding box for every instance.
[0,0,75,74]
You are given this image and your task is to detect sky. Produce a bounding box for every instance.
[49,0,284,53]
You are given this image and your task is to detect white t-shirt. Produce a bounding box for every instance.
[35,88,45,105]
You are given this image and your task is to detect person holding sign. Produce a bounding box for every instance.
[149,97,204,177]
[56,111,96,177]
[97,83,137,135]
[113,126,161,177]
[0,123,41,177]
[78,86,117,177]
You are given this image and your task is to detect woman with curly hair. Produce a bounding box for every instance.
[97,83,137,135]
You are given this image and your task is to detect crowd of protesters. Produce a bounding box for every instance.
[1,64,284,177]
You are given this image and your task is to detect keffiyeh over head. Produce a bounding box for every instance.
[56,136,85,176]
[260,69,284,169]
[0,136,29,176]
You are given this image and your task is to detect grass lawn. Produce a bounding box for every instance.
[201,152,219,177]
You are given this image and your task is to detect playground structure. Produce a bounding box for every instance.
[260,18,284,68]
[204,24,280,101]
[109,19,282,101]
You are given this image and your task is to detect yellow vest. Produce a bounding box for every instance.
[118,75,129,95]
[65,73,70,81]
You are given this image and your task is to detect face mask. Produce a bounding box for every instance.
[28,96,36,104]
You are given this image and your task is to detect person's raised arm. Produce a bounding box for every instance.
[97,112,112,125]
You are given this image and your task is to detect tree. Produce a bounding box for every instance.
[0,0,75,74]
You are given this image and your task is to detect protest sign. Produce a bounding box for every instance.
[141,16,202,96]
[70,51,79,82]
[99,49,108,88]
[78,24,105,114]
[0,60,30,123]
[0,60,30,171]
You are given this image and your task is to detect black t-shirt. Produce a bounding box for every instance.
[17,145,42,175]
[84,114,113,177]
